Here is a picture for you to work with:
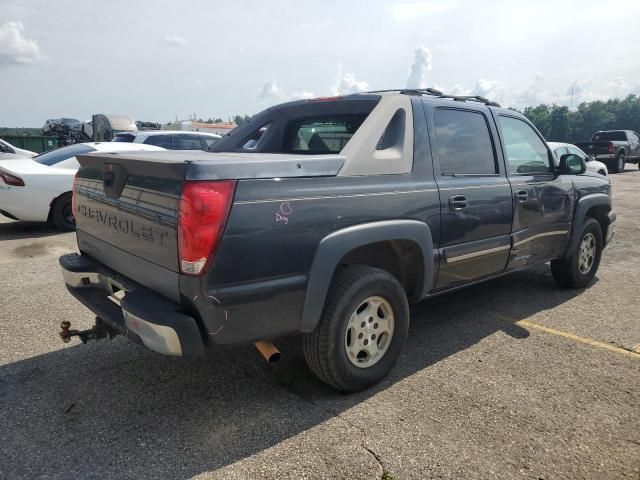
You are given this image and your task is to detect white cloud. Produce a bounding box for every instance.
[566,79,594,106]
[388,1,457,22]
[406,45,432,89]
[291,91,315,99]
[258,79,285,99]
[163,34,188,47]
[514,73,554,107]
[603,76,630,98]
[0,21,44,66]
[471,79,503,100]
[330,65,369,95]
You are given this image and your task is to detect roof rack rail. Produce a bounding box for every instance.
[365,88,501,107]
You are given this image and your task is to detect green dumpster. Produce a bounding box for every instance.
[0,135,61,153]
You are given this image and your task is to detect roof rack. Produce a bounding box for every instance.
[365,88,501,107]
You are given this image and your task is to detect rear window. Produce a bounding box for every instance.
[284,115,367,154]
[592,131,626,141]
[112,134,135,143]
[209,96,380,154]
[34,144,96,166]
[143,134,173,149]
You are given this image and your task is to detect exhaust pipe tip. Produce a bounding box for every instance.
[254,340,281,363]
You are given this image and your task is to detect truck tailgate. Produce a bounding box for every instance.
[575,141,613,156]
[74,152,187,274]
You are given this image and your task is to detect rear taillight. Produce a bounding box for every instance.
[178,180,236,276]
[608,143,615,154]
[0,171,25,187]
[71,174,78,216]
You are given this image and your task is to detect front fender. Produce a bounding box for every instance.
[300,220,434,332]
[564,193,611,259]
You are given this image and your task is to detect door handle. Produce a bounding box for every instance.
[515,190,528,203]
[449,195,467,211]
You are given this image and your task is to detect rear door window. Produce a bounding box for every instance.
[283,115,368,154]
[173,134,205,150]
[143,135,173,149]
[34,144,97,166]
[433,108,497,175]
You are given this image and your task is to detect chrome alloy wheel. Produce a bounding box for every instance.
[578,232,596,274]
[344,296,395,368]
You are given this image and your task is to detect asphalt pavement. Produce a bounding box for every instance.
[1,170,639,479]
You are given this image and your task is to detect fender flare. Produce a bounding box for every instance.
[564,193,611,259]
[300,220,434,332]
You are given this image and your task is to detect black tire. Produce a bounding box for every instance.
[613,152,625,173]
[51,192,75,231]
[302,266,409,392]
[551,218,603,288]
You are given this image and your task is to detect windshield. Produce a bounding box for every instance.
[34,144,96,166]
[592,131,626,141]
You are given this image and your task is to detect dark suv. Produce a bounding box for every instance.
[59,90,616,392]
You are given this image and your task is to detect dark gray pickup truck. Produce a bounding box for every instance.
[576,130,640,173]
[59,90,616,392]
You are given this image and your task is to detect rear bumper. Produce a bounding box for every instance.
[59,253,205,357]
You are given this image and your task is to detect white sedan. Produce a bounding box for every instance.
[548,142,608,176]
[0,138,36,159]
[0,142,164,231]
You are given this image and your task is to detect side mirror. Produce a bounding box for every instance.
[557,153,586,175]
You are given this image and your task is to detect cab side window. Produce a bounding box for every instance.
[434,109,497,175]
[499,116,552,175]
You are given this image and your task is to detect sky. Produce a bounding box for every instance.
[1,0,640,126]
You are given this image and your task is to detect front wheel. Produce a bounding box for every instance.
[302,266,409,392]
[551,218,603,288]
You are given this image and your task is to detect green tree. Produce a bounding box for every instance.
[233,114,251,126]
[549,106,569,142]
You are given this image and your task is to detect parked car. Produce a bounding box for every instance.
[548,142,608,176]
[575,130,640,173]
[0,142,164,231]
[59,91,615,392]
[0,139,36,160]
[111,130,221,150]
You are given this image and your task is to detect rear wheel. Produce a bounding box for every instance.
[551,218,602,288]
[51,192,75,231]
[302,266,409,392]
[613,153,625,173]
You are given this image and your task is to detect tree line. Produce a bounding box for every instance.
[520,94,640,143]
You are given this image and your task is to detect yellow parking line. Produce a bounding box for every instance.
[488,311,640,360]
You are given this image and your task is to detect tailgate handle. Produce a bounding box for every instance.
[103,164,128,199]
